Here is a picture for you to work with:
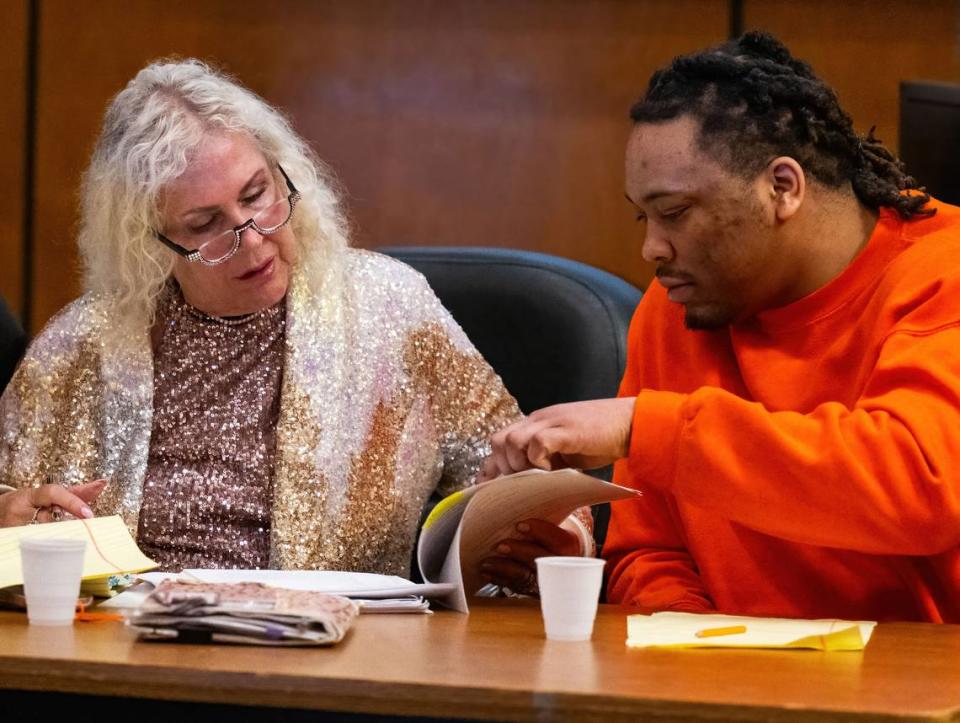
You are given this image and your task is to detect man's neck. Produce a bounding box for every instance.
[785,188,880,301]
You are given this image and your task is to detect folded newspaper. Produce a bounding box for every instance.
[127,580,359,646]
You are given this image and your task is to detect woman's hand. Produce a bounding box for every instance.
[479,518,581,595]
[0,479,108,527]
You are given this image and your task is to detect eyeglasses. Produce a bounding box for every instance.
[156,165,301,266]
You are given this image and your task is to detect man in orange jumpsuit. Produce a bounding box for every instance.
[482,32,960,622]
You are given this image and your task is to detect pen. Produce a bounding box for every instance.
[694,624,747,638]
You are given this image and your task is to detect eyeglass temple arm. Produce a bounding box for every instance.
[277,164,299,195]
[156,232,197,260]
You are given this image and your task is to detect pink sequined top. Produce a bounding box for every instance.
[137,287,285,570]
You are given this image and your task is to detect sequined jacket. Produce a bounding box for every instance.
[0,249,522,576]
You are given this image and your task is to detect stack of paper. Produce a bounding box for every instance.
[103,569,453,614]
[178,570,447,613]
[627,612,877,651]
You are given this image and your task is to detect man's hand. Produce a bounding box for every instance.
[479,518,581,594]
[0,480,108,527]
[480,397,636,481]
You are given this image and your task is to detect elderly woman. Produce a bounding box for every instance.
[0,60,589,587]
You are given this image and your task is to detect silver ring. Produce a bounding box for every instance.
[50,506,64,523]
[28,506,42,525]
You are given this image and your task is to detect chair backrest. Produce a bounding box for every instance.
[381,247,642,570]
[378,247,643,414]
[0,298,27,394]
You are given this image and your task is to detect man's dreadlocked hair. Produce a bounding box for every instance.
[632,31,932,219]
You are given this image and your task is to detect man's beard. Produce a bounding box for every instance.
[684,302,737,331]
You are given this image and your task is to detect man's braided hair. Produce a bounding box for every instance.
[632,31,932,219]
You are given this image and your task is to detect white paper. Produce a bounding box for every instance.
[356,597,432,613]
[180,569,454,598]
[101,570,453,613]
[417,468,639,612]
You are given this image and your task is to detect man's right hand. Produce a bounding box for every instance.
[0,479,108,527]
[479,397,636,481]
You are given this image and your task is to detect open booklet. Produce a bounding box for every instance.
[0,515,158,591]
[417,468,639,612]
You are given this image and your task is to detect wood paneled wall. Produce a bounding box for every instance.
[27,0,726,333]
[8,1,960,333]
[744,0,960,151]
[0,0,27,320]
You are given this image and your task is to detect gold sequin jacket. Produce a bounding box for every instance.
[0,250,522,576]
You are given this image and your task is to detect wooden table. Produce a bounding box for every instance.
[2,599,960,721]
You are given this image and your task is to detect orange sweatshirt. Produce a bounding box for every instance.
[604,201,960,622]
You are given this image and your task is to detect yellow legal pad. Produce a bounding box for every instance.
[627,612,877,651]
[0,515,158,590]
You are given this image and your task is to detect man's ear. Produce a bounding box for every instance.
[765,157,805,221]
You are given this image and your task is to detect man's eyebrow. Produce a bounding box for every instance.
[624,190,687,206]
[642,190,684,203]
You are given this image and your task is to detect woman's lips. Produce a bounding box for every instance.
[237,258,274,281]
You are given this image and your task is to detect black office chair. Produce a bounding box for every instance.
[379,247,642,414]
[0,298,27,394]
[380,246,643,565]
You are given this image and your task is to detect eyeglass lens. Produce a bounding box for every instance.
[196,196,293,263]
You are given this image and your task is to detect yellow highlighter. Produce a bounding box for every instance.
[694,624,748,639]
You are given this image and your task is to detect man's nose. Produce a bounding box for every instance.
[641,224,675,263]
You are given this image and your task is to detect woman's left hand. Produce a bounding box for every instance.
[479,518,581,595]
[0,479,108,528]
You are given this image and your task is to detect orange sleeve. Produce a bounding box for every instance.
[627,324,960,556]
[602,326,714,611]
[603,469,716,611]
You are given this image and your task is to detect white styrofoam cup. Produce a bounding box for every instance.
[19,538,86,626]
[536,556,606,641]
